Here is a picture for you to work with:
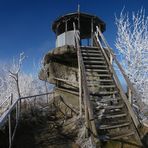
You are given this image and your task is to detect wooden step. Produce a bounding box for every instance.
[81,47,99,50]
[82,53,102,57]
[83,57,104,60]
[86,73,112,77]
[81,47,100,50]
[110,131,135,140]
[84,61,106,64]
[99,122,130,130]
[87,79,113,83]
[98,79,113,82]
[101,113,127,119]
[88,84,116,88]
[100,97,121,103]
[86,69,109,72]
[85,65,107,69]
[90,91,118,96]
[96,104,124,110]
[81,50,101,53]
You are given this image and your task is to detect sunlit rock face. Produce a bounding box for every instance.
[39,45,78,89]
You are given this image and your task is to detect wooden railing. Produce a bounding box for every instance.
[0,92,54,148]
[94,26,141,128]
[73,23,99,146]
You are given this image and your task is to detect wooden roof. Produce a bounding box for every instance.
[52,12,106,39]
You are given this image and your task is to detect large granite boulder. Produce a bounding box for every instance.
[39,45,78,86]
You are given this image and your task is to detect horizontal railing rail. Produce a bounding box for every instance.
[0,91,54,148]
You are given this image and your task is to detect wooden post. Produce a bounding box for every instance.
[8,114,12,148]
[79,70,83,117]
[45,81,48,103]
[110,53,113,64]
[74,22,83,117]
[16,101,18,123]
[56,23,60,47]
[128,87,132,105]
[8,94,13,148]
[10,94,13,108]
[65,20,67,45]
[91,18,94,46]
[16,73,22,113]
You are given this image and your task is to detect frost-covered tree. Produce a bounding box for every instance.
[0,53,49,105]
[115,9,148,107]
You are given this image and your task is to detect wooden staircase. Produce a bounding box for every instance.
[80,46,142,145]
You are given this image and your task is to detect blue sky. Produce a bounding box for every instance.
[0,0,148,75]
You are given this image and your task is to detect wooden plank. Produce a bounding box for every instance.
[84,61,106,64]
[98,104,124,110]
[88,84,116,88]
[99,122,130,130]
[87,79,113,82]
[100,97,120,103]
[56,87,79,96]
[81,48,101,51]
[81,46,100,50]
[86,73,112,77]
[83,57,104,60]
[85,65,107,69]
[86,69,109,72]
[100,113,127,119]
[90,91,118,95]
[81,50,102,53]
[54,77,78,88]
[111,131,135,139]
[82,53,102,56]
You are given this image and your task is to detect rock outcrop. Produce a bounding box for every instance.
[39,45,78,88]
[39,45,79,107]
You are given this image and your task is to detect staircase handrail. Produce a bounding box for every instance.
[96,26,141,106]
[0,91,54,148]
[73,23,98,143]
[94,26,141,128]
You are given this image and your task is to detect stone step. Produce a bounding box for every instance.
[99,122,130,130]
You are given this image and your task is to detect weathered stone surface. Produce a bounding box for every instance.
[39,45,78,88]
